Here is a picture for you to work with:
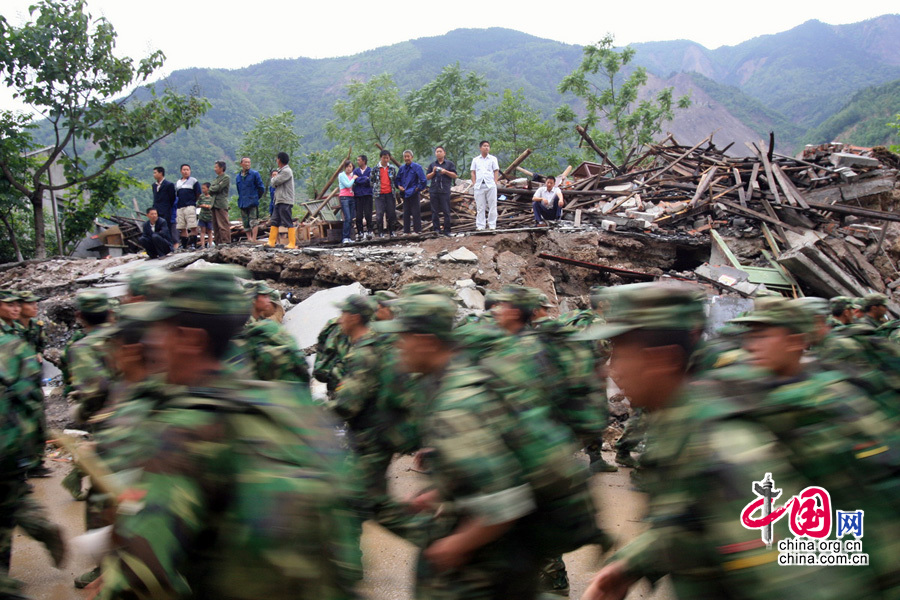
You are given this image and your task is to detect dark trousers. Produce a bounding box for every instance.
[374,193,397,235]
[355,194,373,234]
[403,191,422,234]
[430,191,452,234]
[212,207,231,244]
[139,233,173,258]
[533,200,561,223]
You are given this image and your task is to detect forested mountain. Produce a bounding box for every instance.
[64,15,899,204]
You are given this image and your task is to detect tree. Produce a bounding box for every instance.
[558,35,691,167]
[238,110,302,217]
[0,0,209,258]
[482,89,567,175]
[324,74,410,155]
[404,64,488,166]
[889,113,900,154]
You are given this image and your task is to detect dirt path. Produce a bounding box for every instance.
[11,452,673,600]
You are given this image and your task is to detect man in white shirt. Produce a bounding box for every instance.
[469,140,500,230]
[532,175,565,226]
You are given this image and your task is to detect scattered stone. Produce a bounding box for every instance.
[282,282,368,350]
[455,278,476,289]
[457,287,485,310]
[440,247,478,263]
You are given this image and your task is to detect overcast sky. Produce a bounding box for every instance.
[0,0,892,114]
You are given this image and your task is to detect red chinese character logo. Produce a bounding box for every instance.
[788,487,832,539]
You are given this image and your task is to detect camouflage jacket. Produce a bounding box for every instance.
[420,353,600,556]
[331,331,422,453]
[67,324,116,425]
[313,318,351,391]
[60,328,87,396]
[225,318,310,384]
[98,373,362,600]
[0,319,23,338]
[817,322,900,418]
[20,318,46,355]
[613,362,898,599]
[0,333,42,476]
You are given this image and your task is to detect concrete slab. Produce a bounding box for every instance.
[457,287,485,310]
[282,282,368,350]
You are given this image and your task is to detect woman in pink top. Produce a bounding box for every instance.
[338,160,357,244]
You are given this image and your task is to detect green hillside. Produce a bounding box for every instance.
[802,78,900,146]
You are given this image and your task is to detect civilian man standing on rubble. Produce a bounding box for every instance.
[235,157,265,243]
[174,164,202,250]
[209,160,231,245]
[268,152,297,249]
[470,140,500,230]
[426,146,458,236]
[373,150,398,238]
[151,166,178,249]
[395,150,427,235]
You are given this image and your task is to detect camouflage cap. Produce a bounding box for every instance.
[374,293,457,340]
[862,292,888,309]
[536,293,553,309]
[143,265,251,320]
[0,290,21,303]
[483,290,502,310]
[373,290,398,306]
[730,296,813,335]
[399,282,456,300]
[108,302,153,340]
[576,283,706,340]
[267,289,281,303]
[77,290,110,314]
[830,296,858,312]
[794,296,830,317]
[495,284,542,312]
[335,294,375,322]
[17,291,41,303]
[127,267,166,299]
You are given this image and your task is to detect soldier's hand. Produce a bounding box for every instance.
[424,533,471,571]
[84,574,104,600]
[581,561,635,600]
[407,489,441,513]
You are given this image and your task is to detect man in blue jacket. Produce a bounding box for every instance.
[235,157,266,243]
[395,150,427,235]
[352,155,374,241]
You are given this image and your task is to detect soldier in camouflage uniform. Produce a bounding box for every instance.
[17,291,45,360]
[313,317,351,398]
[330,295,426,542]
[826,296,856,329]
[225,282,310,384]
[95,266,362,599]
[0,332,65,598]
[373,290,398,321]
[582,287,898,600]
[67,291,117,426]
[860,292,890,329]
[379,293,602,600]
[0,291,24,337]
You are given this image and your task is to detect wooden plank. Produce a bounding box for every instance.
[717,199,805,235]
[689,166,718,207]
[501,149,532,180]
[575,125,621,173]
[771,163,810,209]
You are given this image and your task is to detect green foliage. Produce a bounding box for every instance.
[0,0,209,258]
[405,64,488,166]
[802,79,900,148]
[482,89,566,175]
[558,35,691,166]
[325,74,410,154]
[889,113,900,154]
[237,110,301,214]
[0,112,36,262]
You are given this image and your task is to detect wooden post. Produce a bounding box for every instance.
[317,147,353,200]
[501,149,532,179]
[574,125,621,174]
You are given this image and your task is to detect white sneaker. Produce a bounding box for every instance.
[342,238,351,244]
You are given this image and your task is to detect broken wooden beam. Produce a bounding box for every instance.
[537,252,655,281]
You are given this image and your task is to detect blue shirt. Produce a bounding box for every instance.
[235,169,265,208]
[394,162,427,198]
[352,166,373,196]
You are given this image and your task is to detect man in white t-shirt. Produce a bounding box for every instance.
[469,140,500,230]
[532,175,565,226]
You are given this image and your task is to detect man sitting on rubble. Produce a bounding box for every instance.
[138,207,173,259]
[532,175,565,226]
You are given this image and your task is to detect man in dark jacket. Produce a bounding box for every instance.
[395,150,427,235]
[139,207,173,258]
[151,166,177,248]
[352,155,374,240]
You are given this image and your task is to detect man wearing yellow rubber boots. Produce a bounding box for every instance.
[268,151,297,249]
